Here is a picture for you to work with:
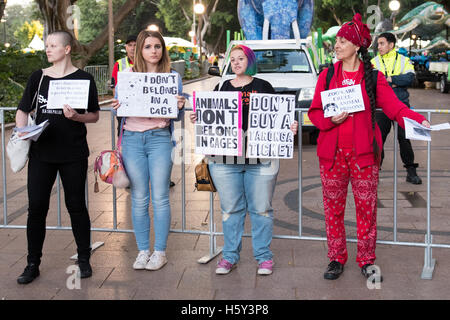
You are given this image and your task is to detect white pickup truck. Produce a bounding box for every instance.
[428,61,449,93]
[208,39,320,143]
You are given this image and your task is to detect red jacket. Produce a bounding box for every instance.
[308,60,426,170]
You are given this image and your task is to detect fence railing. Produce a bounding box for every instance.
[84,65,109,96]
[0,104,449,279]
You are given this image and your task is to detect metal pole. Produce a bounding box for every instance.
[298,111,302,237]
[56,172,62,227]
[111,111,118,229]
[181,116,186,231]
[393,122,398,242]
[422,112,435,279]
[108,0,114,78]
[1,109,7,225]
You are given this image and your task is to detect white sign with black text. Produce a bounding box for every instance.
[321,84,365,118]
[247,93,295,159]
[116,72,179,118]
[47,80,90,109]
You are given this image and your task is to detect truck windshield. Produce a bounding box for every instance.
[226,49,311,74]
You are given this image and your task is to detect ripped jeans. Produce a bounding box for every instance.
[208,161,279,264]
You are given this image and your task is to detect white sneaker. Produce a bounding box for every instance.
[145,251,168,271]
[133,250,150,270]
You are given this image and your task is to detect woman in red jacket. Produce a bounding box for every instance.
[308,13,430,281]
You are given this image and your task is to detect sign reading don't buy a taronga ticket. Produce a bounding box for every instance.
[116,72,179,118]
[247,93,295,159]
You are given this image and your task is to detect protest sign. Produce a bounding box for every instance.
[193,91,242,156]
[247,93,295,159]
[116,72,179,118]
[404,117,450,141]
[47,80,90,109]
[320,84,365,118]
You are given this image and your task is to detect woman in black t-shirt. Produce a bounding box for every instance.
[15,31,100,285]
[190,45,299,276]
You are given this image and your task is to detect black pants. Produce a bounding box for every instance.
[375,110,417,168]
[26,156,91,265]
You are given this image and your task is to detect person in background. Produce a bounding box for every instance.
[308,14,430,281]
[15,30,100,284]
[372,32,422,184]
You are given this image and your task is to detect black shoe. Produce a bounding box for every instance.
[169,181,175,188]
[406,166,422,185]
[77,259,92,278]
[324,261,344,280]
[17,263,40,284]
[361,264,383,283]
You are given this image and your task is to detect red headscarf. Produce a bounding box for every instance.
[336,13,372,49]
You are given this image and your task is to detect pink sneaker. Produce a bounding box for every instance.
[258,260,274,275]
[215,258,236,275]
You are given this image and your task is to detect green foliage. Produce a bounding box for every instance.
[0,44,49,121]
[155,0,191,37]
[13,20,44,48]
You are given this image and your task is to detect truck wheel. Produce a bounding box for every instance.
[441,75,449,93]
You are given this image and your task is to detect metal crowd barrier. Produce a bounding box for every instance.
[1,105,449,279]
[84,65,109,96]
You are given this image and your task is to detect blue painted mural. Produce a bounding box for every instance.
[237,0,314,40]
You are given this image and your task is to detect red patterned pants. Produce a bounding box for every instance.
[320,148,379,267]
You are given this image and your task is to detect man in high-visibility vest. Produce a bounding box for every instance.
[372,32,422,184]
[111,35,136,94]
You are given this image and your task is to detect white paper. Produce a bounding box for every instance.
[320,84,365,118]
[15,120,49,142]
[193,91,242,157]
[404,117,450,142]
[247,93,295,159]
[116,72,179,118]
[47,80,90,109]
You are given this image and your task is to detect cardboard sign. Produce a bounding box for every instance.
[247,93,295,159]
[193,91,242,156]
[116,72,179,118]
[320,84,365,118]
[47,80,90,109]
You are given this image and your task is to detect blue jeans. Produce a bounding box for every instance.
[208,161,279,264]
[122,128,173,251]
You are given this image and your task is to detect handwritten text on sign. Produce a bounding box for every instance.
[247,93,295,159]
[117,72,178,118]
[320,84,365,118]
[193,91,242,157]
[47,80,90,109]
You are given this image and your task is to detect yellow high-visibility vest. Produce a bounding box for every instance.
[371,49,414,77]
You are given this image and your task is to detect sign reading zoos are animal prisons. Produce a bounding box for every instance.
[247,93,295,159]
[47,80,90,109]
[320,84,365,118]
[116,72,179,118]
[193,91,242,156]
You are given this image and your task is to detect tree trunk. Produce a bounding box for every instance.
[0,0,6,22]
[213,26,224,54]
[36,0,142,68]
[331,8,342,26]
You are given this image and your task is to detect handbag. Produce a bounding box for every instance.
[194,157,216,192]
[6,71,44,173]
[93,118,130,192]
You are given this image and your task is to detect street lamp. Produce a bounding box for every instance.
[147,24,159,32]
[1,18,6,44]
[389,0,401,12]
[192,1,205,67]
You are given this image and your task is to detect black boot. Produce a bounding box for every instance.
[17,263,40,284]
[361,264,383,283]
[77,258,92,278]
[323,261,344,280]
[406,165,422,185]
[77,248,92,278]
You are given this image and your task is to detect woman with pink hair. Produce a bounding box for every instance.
[191,45,298,276]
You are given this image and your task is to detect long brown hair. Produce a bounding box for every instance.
[133,30,170,73]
